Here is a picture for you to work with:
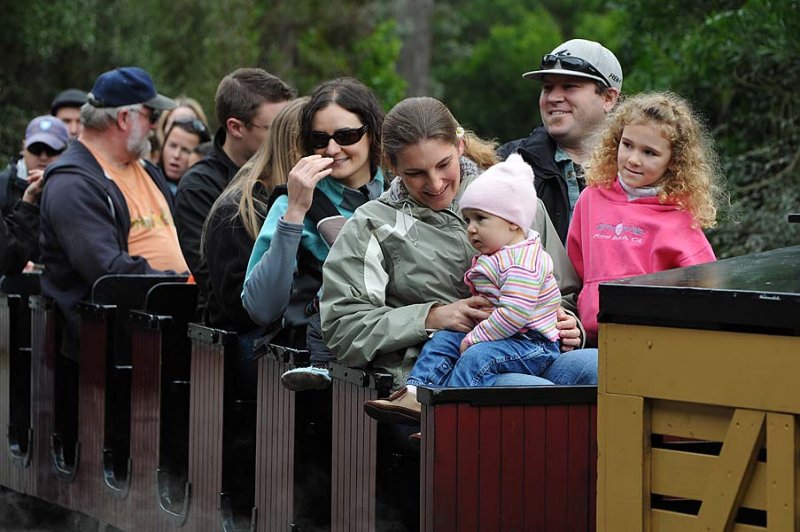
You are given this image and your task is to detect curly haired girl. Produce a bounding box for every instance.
[567,91,724,343]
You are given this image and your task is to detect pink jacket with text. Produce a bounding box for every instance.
[566,179,715,342]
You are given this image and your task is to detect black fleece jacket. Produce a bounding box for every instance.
[40,141,177,358]
[0,201,39,275]
[0,156,40,273]
[202,183,269,332]
[174,127,240,317]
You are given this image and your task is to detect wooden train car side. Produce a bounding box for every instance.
[0,273,598,531]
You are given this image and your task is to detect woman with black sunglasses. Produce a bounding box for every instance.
[159,118,211,195]
[242,78,386,391]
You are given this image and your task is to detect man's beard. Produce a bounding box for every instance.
[127,117,151,159]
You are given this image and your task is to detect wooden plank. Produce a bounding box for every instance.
[500,405,525,531]
[455,403,479,532]
[77,317,107,520]
[596,390,606,532]
[422,401,435,532]
[545,405,569,531]
[432,403,458,531]
[330,379,340,531]
[478,406,501,532]
[590,404,598,532]
[766,413,798,532]
[0,301,13,491]
[651,509,766,532]
[523,406,546,532]
[604,324,800,414]
[597,393,649,531]
[697,409,765,531]
[651,448,766,509]
[598,325,607,395]
[651,399,733,441]
[129,328,162,531]
[568,404,591,532]
[366,386,378,532]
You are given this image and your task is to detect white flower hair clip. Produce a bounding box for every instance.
[455,126,465,139]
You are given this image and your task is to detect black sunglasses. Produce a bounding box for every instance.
[27,143,65,157]
[171,118,211,142]
[540,54,609,87]
[311,125,368,149]
[142,107,162,125]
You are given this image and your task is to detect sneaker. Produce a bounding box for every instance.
[280,366,331,392]
[363,386,421,425]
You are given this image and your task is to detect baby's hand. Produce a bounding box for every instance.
[459,338,469,354]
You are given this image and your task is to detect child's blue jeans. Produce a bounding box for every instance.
[407,330,560,388]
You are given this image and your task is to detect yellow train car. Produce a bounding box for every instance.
[597,245,800,531]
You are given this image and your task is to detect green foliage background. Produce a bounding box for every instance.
[1,0,797,256]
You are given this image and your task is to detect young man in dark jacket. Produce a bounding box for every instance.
[175,68,295,319]
[498,39,623,243]
[40,66,185,359]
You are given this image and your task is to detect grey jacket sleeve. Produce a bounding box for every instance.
[241,217,303,327]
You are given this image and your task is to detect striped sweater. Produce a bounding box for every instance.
[463,232,561,348]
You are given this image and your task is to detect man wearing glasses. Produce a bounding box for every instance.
[175,68,295,319]
[499,39,623,243]
[39,66,186,360]
[0,115,69,274]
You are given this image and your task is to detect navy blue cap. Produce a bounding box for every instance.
[87,67,176,110]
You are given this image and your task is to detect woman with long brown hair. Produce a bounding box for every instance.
[202,97,307,339]
[320,97,596,424]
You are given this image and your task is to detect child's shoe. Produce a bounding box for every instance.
[280,366,331,391]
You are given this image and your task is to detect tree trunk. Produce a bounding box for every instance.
[394,0,434,96]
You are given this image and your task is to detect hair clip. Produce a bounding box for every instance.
[456,126,465,139]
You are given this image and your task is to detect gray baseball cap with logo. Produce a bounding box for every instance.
[523,39,623,91]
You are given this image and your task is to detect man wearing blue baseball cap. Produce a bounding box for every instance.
[40,66,189,360]
[498,39,623,244]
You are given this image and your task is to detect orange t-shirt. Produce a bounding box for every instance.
[87,147,188,273]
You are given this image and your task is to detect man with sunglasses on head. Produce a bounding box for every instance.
[0,115,69,274]
[175,68,295,319]
[498,39,622,244]
[39,66,187,361]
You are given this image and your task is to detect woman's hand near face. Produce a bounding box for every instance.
[425,296,492,332]
[283,155,334,224]
[22,169,44,204]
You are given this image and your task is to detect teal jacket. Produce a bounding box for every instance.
[242,170,384,328]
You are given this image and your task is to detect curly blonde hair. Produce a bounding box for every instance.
[585,91,724,228]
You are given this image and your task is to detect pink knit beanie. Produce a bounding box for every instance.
[458,153,538,229]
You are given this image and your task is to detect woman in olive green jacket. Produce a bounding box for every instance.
[320,97,593,389]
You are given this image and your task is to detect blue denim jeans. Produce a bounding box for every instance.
[494,348,598,386]
[407,330,560,388]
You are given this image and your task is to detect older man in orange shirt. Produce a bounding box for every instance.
[40,66,187,360]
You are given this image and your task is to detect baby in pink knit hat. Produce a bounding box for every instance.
[405,153,562,388]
